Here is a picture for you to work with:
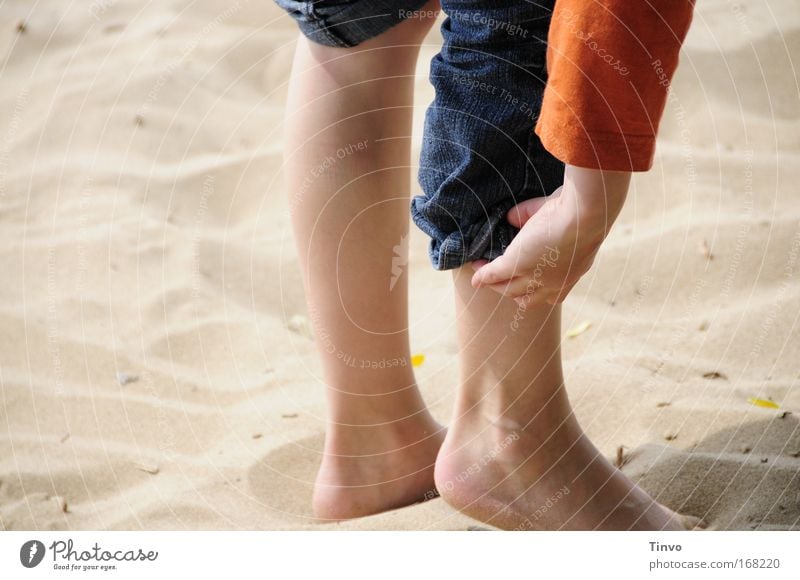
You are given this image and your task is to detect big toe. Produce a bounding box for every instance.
[679,513,707,530]
[664,506,706,530]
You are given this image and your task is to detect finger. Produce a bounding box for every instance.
[545,284,575,305]
[517,291,552,308]
[506,198,547,228]
[486,275,541,299]
[470,251,521,287]
[515,287,558,309]
[506,186,563,228]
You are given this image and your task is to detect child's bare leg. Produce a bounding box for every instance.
[284,12,442,520]
[434,270,702,530]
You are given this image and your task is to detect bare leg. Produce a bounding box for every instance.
[283,10,443,520]
[434,269,702,530]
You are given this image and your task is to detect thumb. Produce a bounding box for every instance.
[471,249,519,287]
[506,187,562,228]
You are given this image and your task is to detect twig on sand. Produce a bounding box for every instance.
[615,445,628,468]
[133,462,159,475]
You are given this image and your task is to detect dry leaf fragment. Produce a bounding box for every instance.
[52,496,68,513]
[702,371,727,380]
[287,314,313,339]
[411,354,425,367]
[747,397,780,410]
[134,462,159,475]
[566,320,592,338]
[699,239,714,260]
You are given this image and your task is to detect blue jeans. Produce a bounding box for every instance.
[275,0,565,269]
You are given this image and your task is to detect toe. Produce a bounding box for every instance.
[678,513,707,530]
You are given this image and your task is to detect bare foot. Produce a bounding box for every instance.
[435,410,703,530]
[313,413,445,521]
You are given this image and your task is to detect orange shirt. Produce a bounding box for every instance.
[535,1,695,171]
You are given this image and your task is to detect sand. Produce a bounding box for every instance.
[1,0,798,531]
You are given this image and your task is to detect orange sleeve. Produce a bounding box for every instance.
[534,1,695,171]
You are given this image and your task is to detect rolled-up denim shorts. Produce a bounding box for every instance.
[274,0,565,270]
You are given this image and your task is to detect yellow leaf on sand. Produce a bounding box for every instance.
[566,320,592,338]
[747,397,780,410]
[411,354,425,367]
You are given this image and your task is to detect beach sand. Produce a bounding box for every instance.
[1,0,798,530]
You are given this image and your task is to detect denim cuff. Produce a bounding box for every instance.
[411,197,520,270]
[274,0,433,48]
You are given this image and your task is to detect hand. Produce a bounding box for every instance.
[470,165,631,307]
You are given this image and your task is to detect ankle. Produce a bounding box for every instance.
[326,411,442,454]
[452,385,576,439]
[325,384,433,426]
